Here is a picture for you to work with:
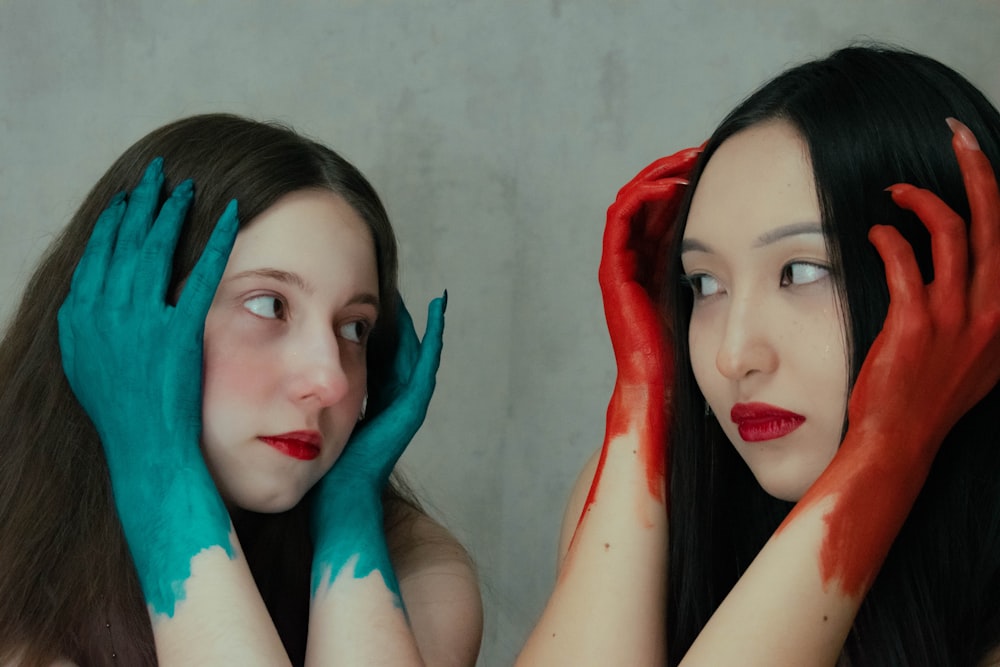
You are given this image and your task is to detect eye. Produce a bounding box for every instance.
[780,261,830,287]
[243,295,286,320]
[681,273,722,298]
[338,320,372,344]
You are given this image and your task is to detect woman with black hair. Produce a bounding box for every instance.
[519,45,1000,665]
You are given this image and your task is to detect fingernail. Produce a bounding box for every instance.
[946,117,981,151]
[441,289,448,313]
[173,179,194,197]
[223,199,240,229]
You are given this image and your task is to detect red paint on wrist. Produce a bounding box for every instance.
[779,430,931,598]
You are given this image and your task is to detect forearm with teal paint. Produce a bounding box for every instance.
[310,486,400,600]
[305,296,444,664]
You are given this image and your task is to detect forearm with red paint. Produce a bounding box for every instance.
[516,148,700,667]
[782,118,1000,599]
[576,147,702,532]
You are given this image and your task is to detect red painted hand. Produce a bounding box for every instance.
[850,118,1000,452]
[595,146,701,505]
[790,118,1000,597]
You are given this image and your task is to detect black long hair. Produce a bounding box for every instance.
[666,45,1000,665]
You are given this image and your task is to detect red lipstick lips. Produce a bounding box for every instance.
[259,431,321,461]
[730,402,805,442]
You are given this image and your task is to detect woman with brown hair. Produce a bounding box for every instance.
[0,114,482,665]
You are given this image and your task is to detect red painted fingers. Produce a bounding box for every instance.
[599,147,701,387]
[859,119,1000,444]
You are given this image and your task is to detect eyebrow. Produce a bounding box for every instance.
[228,268,380,309]
[681,221,823,254]
[230,268,312,291]
[754,222,823,247]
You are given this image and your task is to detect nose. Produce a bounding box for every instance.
[715,294,779,381]
[286,329,351,408]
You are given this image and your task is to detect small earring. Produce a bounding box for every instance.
[359,392,368,422]
[704,401,712,417]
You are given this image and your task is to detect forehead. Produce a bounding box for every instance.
[684,120,820,241]
[225,189,377,285]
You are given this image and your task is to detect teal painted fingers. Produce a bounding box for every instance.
[105,158,166,293]
[175,198,239,326]
[327,293,446,484]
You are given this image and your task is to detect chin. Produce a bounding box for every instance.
[760,483,807,503]
[229,486,309,514]
[740,446,835,504]
[753,469,818,503]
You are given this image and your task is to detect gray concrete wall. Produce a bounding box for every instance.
[2,2,997,664]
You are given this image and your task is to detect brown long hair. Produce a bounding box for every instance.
[0,114,413,665]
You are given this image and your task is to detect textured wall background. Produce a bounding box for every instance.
[2,2,998,664]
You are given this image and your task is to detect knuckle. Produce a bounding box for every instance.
[975,306,1000,336]
[893,306,930,339]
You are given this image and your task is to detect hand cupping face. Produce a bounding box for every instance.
[309,293,446,598]
[58,158,239,615]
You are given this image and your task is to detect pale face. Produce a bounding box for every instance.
[680,120,849,502]
[201,189,379,513]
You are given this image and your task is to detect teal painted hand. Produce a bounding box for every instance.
[310,294,446,597]
[57,158,239,615]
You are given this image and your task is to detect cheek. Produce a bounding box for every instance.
[201,324,276,422]
[204,353,266,399]
[799,306,850,445]
[687,309,718,396]
[341,347,368,384]
[806,303,849,391]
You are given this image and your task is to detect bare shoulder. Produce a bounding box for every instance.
[386,502,483,667]
[556,448,602,566]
